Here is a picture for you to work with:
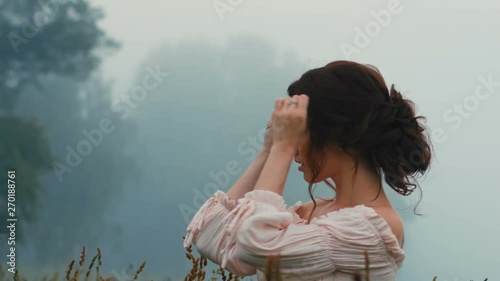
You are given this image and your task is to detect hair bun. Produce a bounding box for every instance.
[388,84,421,133]
[372,84,431,195]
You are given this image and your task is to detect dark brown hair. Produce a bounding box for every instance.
[287,60,433,221]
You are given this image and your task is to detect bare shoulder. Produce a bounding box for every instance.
[293,200,405,247]
[372,207,404,247]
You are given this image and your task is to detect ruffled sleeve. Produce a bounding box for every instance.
[183,191,237,248]
[183,191,257,276]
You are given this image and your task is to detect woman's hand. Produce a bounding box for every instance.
[271,95,309,151]
[253,95,309,195]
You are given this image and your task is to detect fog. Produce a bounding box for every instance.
[1,0,499,280]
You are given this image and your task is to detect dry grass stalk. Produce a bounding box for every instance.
[13,269,19,281]
[96,248,102,279]
[85,252,98,281]
[220,266,226,281]
[65,260,75,281]
[133,261,146,281]
[263,255,281,281]
[197,255,206,280]
[60,247,127,281]
[72,246,86,280]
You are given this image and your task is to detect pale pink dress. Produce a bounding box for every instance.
[183,190,405,281]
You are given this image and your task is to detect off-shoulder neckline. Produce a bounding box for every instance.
[289,201,406,268]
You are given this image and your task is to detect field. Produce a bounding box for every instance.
[2,245,487,281]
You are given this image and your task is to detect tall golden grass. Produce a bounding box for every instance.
[0,243,488,281]
[0,246,146,281]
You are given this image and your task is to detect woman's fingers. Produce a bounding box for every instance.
[281,96,294,113]
[271,95,309,148]
[298,94,309,111]
[283,95,307,114]
[274,95,309,116]
[275,98,285,111]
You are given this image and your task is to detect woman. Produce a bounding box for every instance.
[184,60,432,280]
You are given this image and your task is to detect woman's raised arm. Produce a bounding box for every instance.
[227,114,275,200]
[184,114,277,276]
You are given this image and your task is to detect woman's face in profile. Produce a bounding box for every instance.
[295,131,317,183]
[295,130,343,184]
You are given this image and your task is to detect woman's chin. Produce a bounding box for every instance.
[302,173,326,184]
[299,167,322,183]
[302,173,313,183]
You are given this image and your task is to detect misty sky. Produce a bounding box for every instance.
[70,0,500,280]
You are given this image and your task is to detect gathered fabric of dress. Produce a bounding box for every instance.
[183,190,406,281]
